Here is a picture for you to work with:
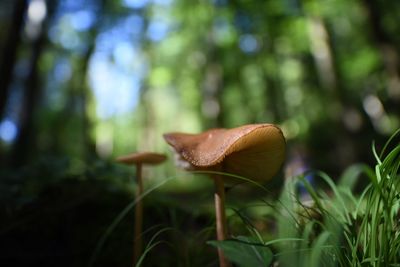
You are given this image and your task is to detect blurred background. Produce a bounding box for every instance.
[0,0,399,266]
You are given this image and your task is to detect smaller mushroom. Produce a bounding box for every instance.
[163,124,285,267]
[116,152,167,266]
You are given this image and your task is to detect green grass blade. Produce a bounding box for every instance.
[88,176,176,267]
[379,128,400,159]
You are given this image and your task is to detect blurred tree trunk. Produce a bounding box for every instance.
[263,32,285,122]
[78,1,107,161]
[72,33,97,162]
[264,54,284,122]
[306,16,347,116]
[203,60,224,128]
[362,0,400,107]
[80,41,97,161]
[59,24,101,161]
[0,0,28,121]
[11,0,56,167]
[307,17,338,94]
[202,43,224,128]
[60,45,97,161]
[11,36,45,167]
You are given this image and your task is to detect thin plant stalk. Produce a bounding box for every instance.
[114,152,167,266]
[213,174,231,267]
[133,163,143,266]
[88,176,175,267]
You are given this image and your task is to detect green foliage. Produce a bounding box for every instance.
[273,129,400,267]
[2,0,400,174]
[208,236,273,267]
[135,227,175,267]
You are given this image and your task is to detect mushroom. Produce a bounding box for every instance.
[163,123,286,267]
[116,152,167,266]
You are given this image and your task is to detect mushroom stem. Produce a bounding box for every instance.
[213,174,231,267]
[133,163,143,266]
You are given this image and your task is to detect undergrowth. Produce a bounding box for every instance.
[94,129,399,266]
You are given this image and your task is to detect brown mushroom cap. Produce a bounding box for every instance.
[116,152,167,165]
[163,124,285,182]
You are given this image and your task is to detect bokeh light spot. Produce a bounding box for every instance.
[0,119,18,143]
[70,10,95,31]
[363,95,384,119]
[239,34,259,53]
[123,0,150,9]
[147,20,169,42]
[153,0,173,6]
[28,0,47,24]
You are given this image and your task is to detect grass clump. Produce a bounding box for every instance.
[274,129,400,267]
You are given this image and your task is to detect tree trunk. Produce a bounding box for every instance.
[11,0,56,167]
[11,37,45,167]
[362,0,400,107]
[0,0,28,121]
[79,34,97,162]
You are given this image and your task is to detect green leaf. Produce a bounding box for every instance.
[208,236,273,267]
